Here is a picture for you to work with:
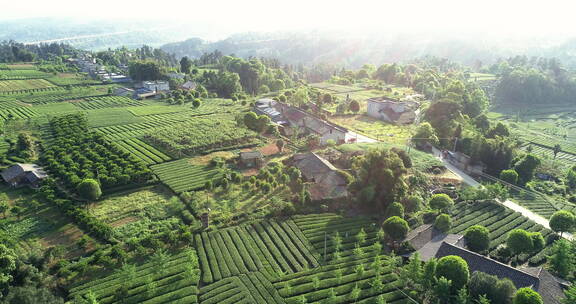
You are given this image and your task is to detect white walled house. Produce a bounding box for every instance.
[366,97,420,124]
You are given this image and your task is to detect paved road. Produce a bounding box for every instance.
[430,147,574,240]
[345,131,378,143]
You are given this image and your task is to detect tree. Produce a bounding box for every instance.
[180,56,192,74]
[469,271,516,304]
[549,239,574,278]
[500,169,519,185]
[563,284,576,304]
[436,255,470,290]
[402,195,422,214]
[349,100,360,113]
[434,214,452,233]
[276,139,285,153]
[553,144,562,159]
[549,210,576,237]
[0,194,8,217]
[429,194,454,212]
[0,244,16,285]
[413,122,439,148]
[530,232,545,252]
[77,179,102,201]
[513,154,541,185]
[507,229,533,258]
[513,288,543,304]
[385,202,404,218]
[464,225,490,253]
[192,98,201,108]
[4,285,65,304]
[382,216,409,245]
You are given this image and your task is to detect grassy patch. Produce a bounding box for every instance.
[330,114,414,144]
[86,108,146,127]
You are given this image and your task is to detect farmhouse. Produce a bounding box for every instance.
[239,151,264,168]
[275,103,347,145]
[1,163,47,188]
[366,97,420,124]
[179,80,197,91]
[407,227,568,304]
[291,152,348,200]
[139,81,169,92]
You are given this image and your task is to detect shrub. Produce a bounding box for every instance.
[402,195,422,214]
[464,225,490,253]
[429,193,454,212]
[513,288,543,304]
[382,216,409,242]
[436,255,469,290]
[500,169,519,185]
[434,214,451,233]
[549,210,575,236]
[529,232,544,252]
[507,229,533,256]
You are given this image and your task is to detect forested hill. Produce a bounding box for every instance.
[161,31,576,69]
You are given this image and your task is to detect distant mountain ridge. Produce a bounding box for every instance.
[160,31,576,69]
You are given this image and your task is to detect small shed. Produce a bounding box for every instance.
[179,81,197,91]
[1,163,47,188]
[239,151,264,168]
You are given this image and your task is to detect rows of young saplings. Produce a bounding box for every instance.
[194,220,319,284]
[115,138,171,165]
[274,255,405,304]
[69,250,200,304]
[522,143,576,164]
[199,272,283,304]
[450,200,553,265]
[0,79,56,93]
[74,96,147,110]
[0,107,38,120]
[143,116,258,156]
[293,214,382,261]
[150,158,223,193]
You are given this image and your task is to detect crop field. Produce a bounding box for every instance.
[74,96,147,110]
[144,114,259,156]
[0,98,26,109]
[450,200,553,265]
[151,158,223,193]
[34,102,78,114]
[195,220,319,283]
[91,186,177,226]
[116,138,172,165]
[69,249,200,304]
[490,103,576,167]
[0,79,56,92]
[0,69,51,79]
[86,108,145,127]
[330,115,413,144]
[46,74,101,86]
[0,185,97,258]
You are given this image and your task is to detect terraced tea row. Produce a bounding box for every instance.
[0,79,56,92]
[151,159,223,193]
[74,96,147,110]
[198,272,283,304]
[69,250,200,304]
[194,220,319,284]
[0,107,38,120]
[116,138,171,165]
[450,200,553,265]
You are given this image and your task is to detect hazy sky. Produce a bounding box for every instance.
[2,0,575,37]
